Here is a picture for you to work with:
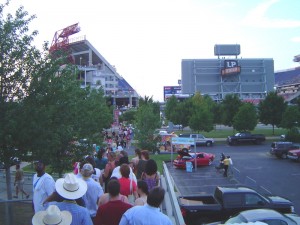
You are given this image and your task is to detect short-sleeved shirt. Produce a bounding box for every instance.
[119,177,137,197]
[82,177,104,217]
[119,204,173,225]
[94,200,132,225]
[33,173,55,213]
[55,201,93,225]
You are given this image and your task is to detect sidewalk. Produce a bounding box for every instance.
[0,162,33,201]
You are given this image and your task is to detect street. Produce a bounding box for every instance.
[166,141,300,214]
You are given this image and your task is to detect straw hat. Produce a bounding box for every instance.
[55,173,87,200]
[32,205,72,225]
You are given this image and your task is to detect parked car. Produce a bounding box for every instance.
[287,149,300,161]
[208,209,300,225]
[178,186,295,225]
[227,132,266,145]
[179,133,214,147]
[270,142,300,159]
[173,149,215,169]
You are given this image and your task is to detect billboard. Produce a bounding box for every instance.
[214,44,240,56]
[221,60,241,76]
[164,86,181,101]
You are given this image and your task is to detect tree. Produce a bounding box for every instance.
[258,91,287,134]
[280,105,300,130]
[134,96,161,151]
[220,94,242,127]
[0,1,42,199]
[188,92,214,132]
[233,103,258,132]
[119,109,137,124]
[19,58,112,177]
[164,95,178,123]
[174,99,193,129]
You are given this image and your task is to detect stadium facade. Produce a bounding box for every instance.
[181,44,275,103]
[274,67,300,103]
[66,35,139,108]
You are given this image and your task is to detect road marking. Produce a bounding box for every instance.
[291,173,300,176]
[246,176,256,183]
[260,186,272,194]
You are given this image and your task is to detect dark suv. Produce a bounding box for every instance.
[270,142,300,159]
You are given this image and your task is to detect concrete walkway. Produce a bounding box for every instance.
[0,162,33,201]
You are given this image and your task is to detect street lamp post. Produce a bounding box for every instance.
[84,66,87,88]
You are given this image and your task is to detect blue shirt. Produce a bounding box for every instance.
[82,177,103,217]
[119,204,173,225]
[55,201,93,225]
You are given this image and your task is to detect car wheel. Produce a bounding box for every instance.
[281,153,288,159]
[206,141,212,147]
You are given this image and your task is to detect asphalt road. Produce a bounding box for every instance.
[166,141,300,214]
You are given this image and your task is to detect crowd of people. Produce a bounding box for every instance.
[103,125,134,151]
[31,146,171,225]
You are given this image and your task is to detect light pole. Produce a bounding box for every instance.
[84,66,87,88]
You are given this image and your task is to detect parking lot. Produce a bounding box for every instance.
[166,141,300,214]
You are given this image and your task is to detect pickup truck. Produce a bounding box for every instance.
[179,133,214,147]
[227,132,266,145]
[178,186,294,225]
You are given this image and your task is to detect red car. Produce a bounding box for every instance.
[173,150,215,169]
[287,149,300,161]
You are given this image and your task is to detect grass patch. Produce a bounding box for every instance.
[174,127,287,138]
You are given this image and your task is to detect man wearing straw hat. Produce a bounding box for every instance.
[54,173,93,225]
[32,205,72,225]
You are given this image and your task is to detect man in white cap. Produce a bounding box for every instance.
[80,163,104,222]
[54,173,93,225]
[32,205,72,225]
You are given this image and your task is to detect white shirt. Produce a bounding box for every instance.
[111,166,137,183]
[32,173,55,213]
[92,168,102,182]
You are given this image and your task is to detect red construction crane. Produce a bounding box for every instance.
[49,23,80,60]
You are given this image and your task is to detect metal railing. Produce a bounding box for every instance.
[161,162,186,225]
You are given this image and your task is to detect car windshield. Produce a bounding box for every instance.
[225,214,247,224]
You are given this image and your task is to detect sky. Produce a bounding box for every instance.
[3,0,300,102]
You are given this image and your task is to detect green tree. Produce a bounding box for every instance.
[20,58,112,177]
[174,99,193,129]
[164,95,178,123]
[220,94,242,127]
[135,96,161,151]
[233,103,258,132]
[119,109,137,124]
[280,105,300,130]
[188,92,214,132]
[258,91,287,134]
[0,1,41,199]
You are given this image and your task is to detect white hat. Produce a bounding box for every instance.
[55,173,87,200]
[81,163,94,177]
[32,205,72,225]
